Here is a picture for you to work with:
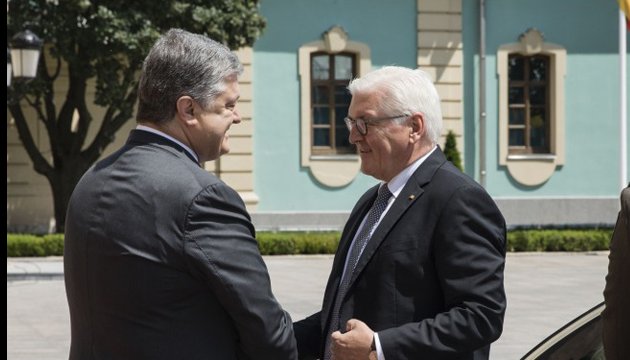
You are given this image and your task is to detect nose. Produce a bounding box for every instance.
[348,124,361,144]
[232,108,241,124]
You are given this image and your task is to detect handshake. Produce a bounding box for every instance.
[63,29,507,360]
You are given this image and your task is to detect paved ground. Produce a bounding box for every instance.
[7,252,609,359]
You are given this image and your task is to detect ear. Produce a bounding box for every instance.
[408,113,425,143]
[175,96,198,127]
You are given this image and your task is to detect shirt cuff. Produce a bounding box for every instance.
[374,332,386,360]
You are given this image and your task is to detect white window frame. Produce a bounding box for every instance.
[497,28,566,186]
[298,26,371,187]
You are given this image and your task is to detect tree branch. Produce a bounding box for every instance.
[84,65,139,163]
[8,104,53,176]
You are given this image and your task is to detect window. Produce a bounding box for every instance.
[298,26,371,187]
[311,52,355,155]
[508,54,550,154]
[521,302,604,360]
[497,28,566,186]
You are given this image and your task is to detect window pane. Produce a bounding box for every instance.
[312,55,329,80]
[530,108,548,149]
[535,314,603,359]
[335,106,347,126]
[529,56,547,81]
[334,55,353,80]
[509,87,524,104]
[530,86,546,105]
[310,53,356,154]
[312,85,329,104]
[313,128,330,146]
[313,107,330,125]
[335,125,351,149]
[509,129,525,146]
[334,85,351,104]
[509,56,524,81]
[509,108,525,125]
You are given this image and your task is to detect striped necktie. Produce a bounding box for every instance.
[324,184,392,360]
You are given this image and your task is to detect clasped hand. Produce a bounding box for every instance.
[330,319,375,360]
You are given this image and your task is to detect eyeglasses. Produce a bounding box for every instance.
[344,114,410,136]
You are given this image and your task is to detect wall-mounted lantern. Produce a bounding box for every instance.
[8,29,43,87]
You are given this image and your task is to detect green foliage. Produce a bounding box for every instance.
[444,130,463,171]
[7,234,64,257]
[257,232,340,255]
[8,0,266,105]
[7,0,267,232]
[7,229,613,257]
[507,229,612,252]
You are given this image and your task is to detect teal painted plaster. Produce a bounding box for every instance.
[463,0,630,197]
[253,0,416,211]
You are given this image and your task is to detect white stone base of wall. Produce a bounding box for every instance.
[250,197,620,231]
[6,197,619,234]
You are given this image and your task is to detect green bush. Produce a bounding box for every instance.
[257,231,340,255]
[42,234,65,255]
[443,130,463,171]
[507,229,612,252]
[7,229,613,257]
[7,233,64,257]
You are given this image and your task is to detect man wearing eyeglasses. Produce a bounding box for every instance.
[294,66,506,360]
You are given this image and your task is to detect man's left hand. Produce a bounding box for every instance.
[331,319,374,360]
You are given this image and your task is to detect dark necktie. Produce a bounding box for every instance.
[324,184,392,360]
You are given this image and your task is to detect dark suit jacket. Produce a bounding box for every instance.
[602,185,630,360]
[64,130,297,360]
[294,148,506,360]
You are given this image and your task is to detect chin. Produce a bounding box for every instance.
[360,165,374,177]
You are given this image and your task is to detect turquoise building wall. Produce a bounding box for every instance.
[253,0,417,211]
[463,0,630,197]
[249,0,627,226]
[7,0,627,232]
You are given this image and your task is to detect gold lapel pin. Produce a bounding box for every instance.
[408,194,415,200]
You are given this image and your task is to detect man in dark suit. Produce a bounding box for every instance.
[602,184,630,360]
[64,29,297,360]
[294,66,506,360]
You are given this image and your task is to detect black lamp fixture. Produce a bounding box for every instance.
[7,29,43,87]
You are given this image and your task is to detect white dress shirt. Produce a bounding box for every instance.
[136,124,199,163]
[343,146,437,360]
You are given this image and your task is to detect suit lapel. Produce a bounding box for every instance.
[348,148,448,289]
[321,186,377,327]
[335,188,378,265]
[348,182,422,286]
[321,148,449,327]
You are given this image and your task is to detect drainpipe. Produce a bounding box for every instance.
[620,10,628,189]
[479,0,487,187]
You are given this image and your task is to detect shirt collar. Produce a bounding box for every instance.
[384,145,437,198]
[135,124,199,163]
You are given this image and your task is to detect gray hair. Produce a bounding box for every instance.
[136,28,243,124]
[347,66,443,145]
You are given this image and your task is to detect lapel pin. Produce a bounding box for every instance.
[408,194,415,200]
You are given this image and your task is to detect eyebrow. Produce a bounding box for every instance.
[227,95,240,104]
